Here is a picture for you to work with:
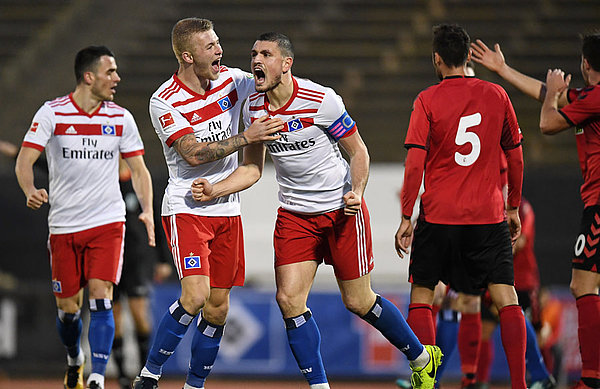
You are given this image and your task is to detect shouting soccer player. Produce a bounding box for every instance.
[191,31,442,389]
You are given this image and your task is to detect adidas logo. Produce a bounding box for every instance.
[191,113,201,123]
[65,126,77,134]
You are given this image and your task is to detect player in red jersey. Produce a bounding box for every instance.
[472,33,600,389]
[132,19,283,389]
[396,24,527,389]
[15,46,155,389]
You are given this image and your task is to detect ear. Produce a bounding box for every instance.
[433,52,443,67]
[83,71,95,86]
[181,51,194,64]
[282,56,293,74]
[582,56,591,71]
[467,48,473,62]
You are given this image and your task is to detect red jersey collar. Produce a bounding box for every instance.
[172,72,214,100]
[68,93,103,118]
[263,76,298,116]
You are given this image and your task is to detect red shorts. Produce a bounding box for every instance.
[162,214,245,288]
[274,202,374,281]
[48,222,125,298]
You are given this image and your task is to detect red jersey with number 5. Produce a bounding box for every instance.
[560,85,600,207]
[404,76,522,224]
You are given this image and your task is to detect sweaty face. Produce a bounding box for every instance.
[188,30,223,81]
[90,55,120,101]
[251,40,284,93]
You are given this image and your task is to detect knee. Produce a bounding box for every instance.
[276,289,305,317]
[203,298,230,325]
[569,280,585,299]
[57,298,81,314]
[180,292,208,316]
[341,294,372,317]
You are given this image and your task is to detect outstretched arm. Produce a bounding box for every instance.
[540,69,572,134]
[174,116,282,166]
[191,143,267,201]
[471,39,569,107]
[15,146,48,210]
[339,131,370,215]
[125,154,155,247]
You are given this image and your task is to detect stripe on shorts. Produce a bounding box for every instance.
[355,208,368,276]
[169,215,182,278]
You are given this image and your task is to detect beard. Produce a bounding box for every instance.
[256,73,282,93]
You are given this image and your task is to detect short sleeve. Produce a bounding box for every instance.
[404,94,430,150]
[22,104,54,151]
[318,88,357,141]
[149,96,194,148]
[500,87,523,150]
[559,87,600,127]
[120,109,145,158]
[228,67,256,102]
[242,98,252,130]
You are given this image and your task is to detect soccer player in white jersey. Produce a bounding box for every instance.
[132,19,283,389]
[191,32,442,389]
[15,46,154,389]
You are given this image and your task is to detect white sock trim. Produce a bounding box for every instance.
[183,383,204,389]
[66,347,84,366]
[141,366,161,381]
[87,373,104,388]
[310,383,330,389]
[409,346,430,370]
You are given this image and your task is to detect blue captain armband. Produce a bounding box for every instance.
[327,111,356,140]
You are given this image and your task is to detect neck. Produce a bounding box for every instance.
[177,64,210,94]
[71,87,102,114]
[267,73,294,111]
[588,70,600,86]
[441,66,466,79]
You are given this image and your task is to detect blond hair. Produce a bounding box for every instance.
[171,18,214,63]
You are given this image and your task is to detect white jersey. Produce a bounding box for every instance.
[150,66,255,217]
[22,94,145,234]
[243,76,357,214]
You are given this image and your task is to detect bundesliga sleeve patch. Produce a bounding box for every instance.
[29,122,39,133]
[159,112,175,129]
[327,111,355,140]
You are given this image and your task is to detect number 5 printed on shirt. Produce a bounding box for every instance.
[454,113,481,166]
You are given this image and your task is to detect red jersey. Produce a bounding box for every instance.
[513,198,540,291]
[560,85,600,207]
[403,76,522,224]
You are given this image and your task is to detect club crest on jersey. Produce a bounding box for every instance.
[217,96,232,112]
[184,254,201,269]
[286,118,304,132]
[102,125,116,135]
[29,122,39,133]
[52,280,62,293]
[159,112,175,129]
[576,126,584,135]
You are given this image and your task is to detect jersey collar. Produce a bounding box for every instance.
[263,76,298,116]
[68,93,103,118]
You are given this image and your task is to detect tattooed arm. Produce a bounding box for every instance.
[173,116,283,166]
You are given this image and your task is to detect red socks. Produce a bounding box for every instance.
[477,338,493,384]
[407,303,435,344]
[499,305,527,389]
[576,294,600,384]
[458,312,481,383]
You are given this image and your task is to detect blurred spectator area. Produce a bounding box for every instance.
[0,0,598,168]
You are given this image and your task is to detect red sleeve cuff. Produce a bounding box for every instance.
[121,149,145,158]
[165,127,194,147]
[22,141,44,152]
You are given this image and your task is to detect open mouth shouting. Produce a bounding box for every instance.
[212,58,221,74]
[253,66,266,85]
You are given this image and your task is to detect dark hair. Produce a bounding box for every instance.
[432,24,470,68]
[582,32,600,72]
[74,45,115,84]
[256,32,294,59]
